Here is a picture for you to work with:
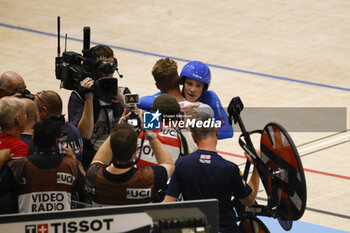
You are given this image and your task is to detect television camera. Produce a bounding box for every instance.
[55,16,123,103]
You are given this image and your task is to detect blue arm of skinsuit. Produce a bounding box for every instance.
[137,91,233,139]
[199,90,233,139]
[137,93,161,111]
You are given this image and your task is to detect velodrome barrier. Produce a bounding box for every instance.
[0,199,219,233]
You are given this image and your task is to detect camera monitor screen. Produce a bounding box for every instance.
[125,94,139,105]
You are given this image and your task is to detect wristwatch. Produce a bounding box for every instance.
[147,133,157,141]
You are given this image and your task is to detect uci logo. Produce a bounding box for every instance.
[143,111,161,129]
[158,127,177,139]
[57,172,75,186]
[126,188,151,199]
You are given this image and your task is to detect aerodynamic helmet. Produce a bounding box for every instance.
[180,61,211,91]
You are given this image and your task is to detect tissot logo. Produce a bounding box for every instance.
[24,219,113,233]
[25,224,48,233]
[143,111,161,129]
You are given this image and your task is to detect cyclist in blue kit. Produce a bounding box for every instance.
[163,112,260,233]
[138,59,233,139]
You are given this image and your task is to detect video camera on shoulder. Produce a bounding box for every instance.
[124,94,140,128]
[55,17,122,103]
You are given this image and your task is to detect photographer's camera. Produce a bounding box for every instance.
[124,94,141,128]
[14,88,35,100]
[55,25,122,103]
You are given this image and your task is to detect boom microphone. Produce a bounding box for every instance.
[57,16,61,57]
[82,26,90,57]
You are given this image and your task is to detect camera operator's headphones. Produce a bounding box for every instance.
[86,45,123,78]
[84,57,119,76]
[97,58,118,75]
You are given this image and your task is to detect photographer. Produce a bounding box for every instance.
[34,90,83,161]
[0,71,27,98]
[85,110,174,206]
[68,45,130,169]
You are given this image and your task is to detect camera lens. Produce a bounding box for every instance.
[95,77,118,103]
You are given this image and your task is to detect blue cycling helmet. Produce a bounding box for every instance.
[180,61,211,91]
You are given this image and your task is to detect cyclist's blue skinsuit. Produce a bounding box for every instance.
[138,90,233,140]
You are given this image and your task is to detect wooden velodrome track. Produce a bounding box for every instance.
[1,0,349,231]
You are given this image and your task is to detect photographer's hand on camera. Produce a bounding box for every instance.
[133,104,142,120]
[121,104,142,129]
[116,88,128,108]
[80,77,94,96]
[118,108,130,124]
[77,77,94,139]
[62,145,76,159]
